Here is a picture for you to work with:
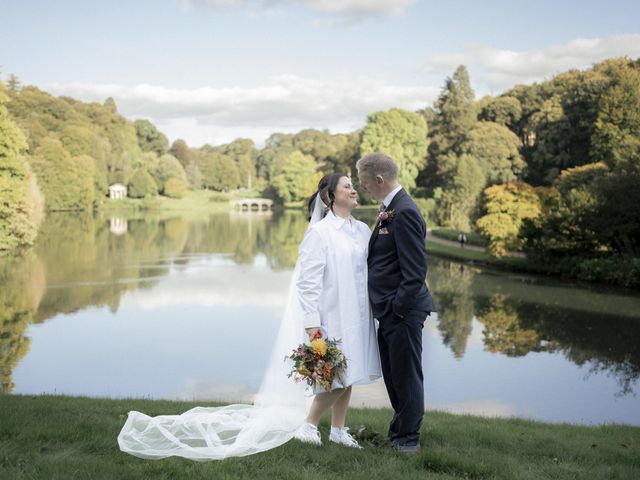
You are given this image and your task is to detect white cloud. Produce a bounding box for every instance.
[45,75,438,146]
[122,263,293,308]
[298,0,414,16]
[182,0,415,18]
[424,33,640,93]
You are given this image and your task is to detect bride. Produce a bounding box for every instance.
[117,173,381,460]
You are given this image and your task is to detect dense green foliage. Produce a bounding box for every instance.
[134,119,169,156]
[30,138,95,211]
[271,150,320,203]
[127,168,158,198]
[476,183,541,257]
[163,177,187,199]
[360,108,428,192]
[0,85,43,251]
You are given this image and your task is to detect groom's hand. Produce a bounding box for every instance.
[305,327,322,340]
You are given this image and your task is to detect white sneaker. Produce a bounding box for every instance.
[294,422,322,446]
[329,427,362,449]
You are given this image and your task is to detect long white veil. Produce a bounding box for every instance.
[117,194,326,461]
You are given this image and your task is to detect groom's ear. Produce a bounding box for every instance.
[376,175,384,185]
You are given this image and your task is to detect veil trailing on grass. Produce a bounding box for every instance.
[117,194,326,460]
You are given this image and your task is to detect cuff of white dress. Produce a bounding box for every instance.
[303,312,321,329]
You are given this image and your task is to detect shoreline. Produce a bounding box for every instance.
[5,392,637,428]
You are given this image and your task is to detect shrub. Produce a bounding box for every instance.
[128,168,157,198]
[163,177,187,199]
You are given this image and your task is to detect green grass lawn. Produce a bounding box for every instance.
[430,228,488,247]
[427,240,492,262]
[1,395,637,479]
[426,240,531,271]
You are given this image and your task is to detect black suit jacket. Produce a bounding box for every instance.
[367,189,436,319]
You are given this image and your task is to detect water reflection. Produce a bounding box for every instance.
[430,260,640,398]
[1,209,639,425]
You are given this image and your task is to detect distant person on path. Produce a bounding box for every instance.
[458,232,467,249]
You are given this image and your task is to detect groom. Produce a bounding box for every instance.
[357,152,436,454]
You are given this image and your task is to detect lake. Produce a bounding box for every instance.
[1,209,638,426]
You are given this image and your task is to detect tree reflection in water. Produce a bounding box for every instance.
[429,256,640,396]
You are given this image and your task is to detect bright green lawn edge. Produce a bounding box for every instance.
[100,189,266,216]
[426,240,530,270]
[0,395,637,480]
[430,227,488,247]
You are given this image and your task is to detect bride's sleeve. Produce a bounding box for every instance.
[296,228,326,329]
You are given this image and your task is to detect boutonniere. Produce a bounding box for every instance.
[378,209,395,224]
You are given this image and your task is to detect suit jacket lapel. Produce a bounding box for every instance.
[368,188,406,251]
[385,188,406,213]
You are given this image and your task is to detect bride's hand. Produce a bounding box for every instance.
[305,327,322,340]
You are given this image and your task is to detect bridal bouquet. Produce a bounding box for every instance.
[287,331,347,391]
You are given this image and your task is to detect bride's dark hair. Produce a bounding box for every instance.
[307,173,347,220]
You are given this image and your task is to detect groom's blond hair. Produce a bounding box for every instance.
[356,152,399,180]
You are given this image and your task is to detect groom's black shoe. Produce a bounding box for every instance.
[391,442,420,455]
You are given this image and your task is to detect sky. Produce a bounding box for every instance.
[1,0,639,147]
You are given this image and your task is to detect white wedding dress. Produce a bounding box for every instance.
[117,195,381,460]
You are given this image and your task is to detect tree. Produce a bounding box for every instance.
[476,183,541,257]
[169,139,194,169]
[291,129,360,175]
[222,138,258,189]
[127,168,158,198]
[58,124,110,199]
[433,65,476,155]
[6,74,21,93]
[256,133,294,181]
[504,66,609,185]
[592,59,640,170]
[184,161,203,190]
[29,137,95,211]
[420,65,477,193]
[152,154,186,194]
[271,150,320,203]
[197,150,240,191]
[526,96,571,184]
[103,97,117,113]
[0,85,43,250]
[134,119,169,156]
[163,177,187,199]
[436,154,485,230]
[524,158,639,259]
[464,121,526,184]
[478,95,522,129]
[360,108,428,192]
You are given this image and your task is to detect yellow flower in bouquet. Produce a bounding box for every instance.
[311,338,328,356]
[286,331,347,391]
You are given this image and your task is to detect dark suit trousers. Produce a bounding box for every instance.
[377,309,428,446]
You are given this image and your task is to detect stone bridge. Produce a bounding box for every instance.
[229,198,274,212]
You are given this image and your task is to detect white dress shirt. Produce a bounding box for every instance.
[296,210,382,390]
[381,185,403,209]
